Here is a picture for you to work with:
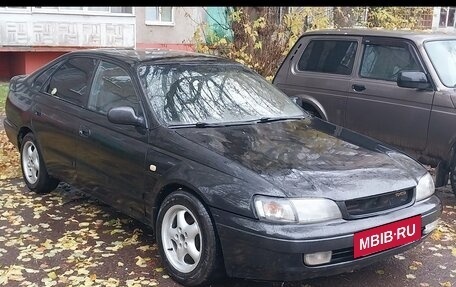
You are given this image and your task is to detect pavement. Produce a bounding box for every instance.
[0,178,454,287]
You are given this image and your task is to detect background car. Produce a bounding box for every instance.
[273,29,456,197]
[4,49,441,286]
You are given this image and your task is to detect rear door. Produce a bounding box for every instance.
[76,59,149,219]
[346,37,435,151]
[32,57,97,183]
[276,36,361,126]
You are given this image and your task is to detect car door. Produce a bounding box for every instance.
[346,37,435,151]
[76,59,149,219]
[31,57,98,183]
[276,36,361,126]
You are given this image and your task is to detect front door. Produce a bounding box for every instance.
[76,60,149,219]
[346,37,435,151]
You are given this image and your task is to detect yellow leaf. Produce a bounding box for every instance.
[48,271,57,280]
[154,267,163,272]
[440,282,452,287]
[135,256,147,268]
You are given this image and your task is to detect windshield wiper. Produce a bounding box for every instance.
[257,115,307,123]
[168,122,222,129]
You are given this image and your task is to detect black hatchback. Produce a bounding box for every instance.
[4,49,441,286]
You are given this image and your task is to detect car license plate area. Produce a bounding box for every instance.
[354,215,421,258]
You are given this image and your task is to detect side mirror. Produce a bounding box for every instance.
[397,71,431,90]
[107,106,145,127]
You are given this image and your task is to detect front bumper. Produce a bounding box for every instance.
[212,194,441,281]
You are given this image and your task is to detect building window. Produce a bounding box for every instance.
[439,7,456,28]
[0,7,30,12]
[32,6,133,15]
[145,7,174,25]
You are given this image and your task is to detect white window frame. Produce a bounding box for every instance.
[145,7,175,26]
[30,6,134,16]
[0,7,31,13]
[439,6,456,28]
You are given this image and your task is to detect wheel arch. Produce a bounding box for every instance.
[295,94,328,121]
[153,182,209,229]
[17,126,33,148]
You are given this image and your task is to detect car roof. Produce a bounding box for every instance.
[302,28,456,43]
[66,48,233,65]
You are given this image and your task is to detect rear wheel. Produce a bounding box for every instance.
[20,133,59,193]
[156,190,224,286]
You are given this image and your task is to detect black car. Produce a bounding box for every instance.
[4,49,441,286]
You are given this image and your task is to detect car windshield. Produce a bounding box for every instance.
[424,40,456,87]
[137,63,304,126]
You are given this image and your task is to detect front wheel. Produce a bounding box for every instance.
[156,191,224,286]
[20,133,59,193]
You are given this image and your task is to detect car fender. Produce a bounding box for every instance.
[295,94,328,121]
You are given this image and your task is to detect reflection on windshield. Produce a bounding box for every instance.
[424,40,456,87]
[137,63,304,125]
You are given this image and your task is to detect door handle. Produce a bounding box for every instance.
[78,125,91,138]
[352,84,366,92]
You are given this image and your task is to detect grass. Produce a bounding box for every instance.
[0,82,8,115]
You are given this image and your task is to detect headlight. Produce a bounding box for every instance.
[254,195,342,224]
[415,173,435,201]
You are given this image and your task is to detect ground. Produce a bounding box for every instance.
[0,179,454,287]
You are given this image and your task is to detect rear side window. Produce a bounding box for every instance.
[33,63,60,91]
[297,40,358,75]
[360,44,422,81]
[46,57,97,106]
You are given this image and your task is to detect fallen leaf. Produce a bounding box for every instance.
[47,271,57,280]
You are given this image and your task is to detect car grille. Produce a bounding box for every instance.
[330,247,353,264]
[344,188,414,218]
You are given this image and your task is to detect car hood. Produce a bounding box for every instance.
[174,118,425,201]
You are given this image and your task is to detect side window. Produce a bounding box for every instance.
[46,57,97,106]
[360,43,422,81]
[88,61,143,116]
[297,40,358,75]
[33,63,60,91]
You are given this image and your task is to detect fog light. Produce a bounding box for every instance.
[303,251,332,266]
[423,219,439,235]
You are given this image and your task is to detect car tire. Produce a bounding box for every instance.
[156,190,224,286]
[20,133,59,193]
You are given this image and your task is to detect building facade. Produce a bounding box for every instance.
[0,6,204,80]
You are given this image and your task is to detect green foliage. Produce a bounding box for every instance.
[365,7,433,30]
[0,82,8,115]
[192,7,433,80]
[193,7,331,80]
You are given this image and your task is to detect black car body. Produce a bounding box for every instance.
[4,49,442,286]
